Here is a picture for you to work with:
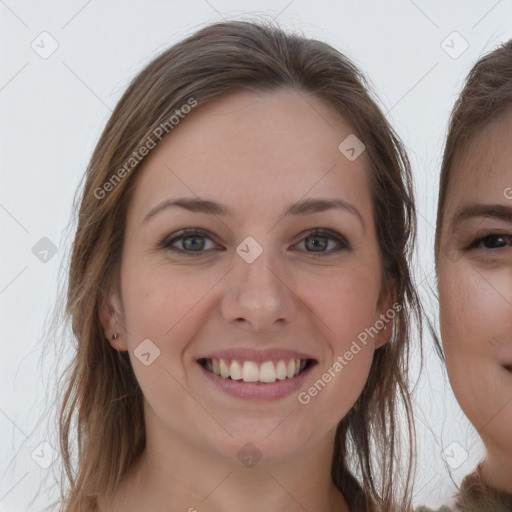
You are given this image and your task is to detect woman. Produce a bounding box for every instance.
[433,39,512,510]
[58,20,421,511]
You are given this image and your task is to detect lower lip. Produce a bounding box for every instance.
[198,363,314,401]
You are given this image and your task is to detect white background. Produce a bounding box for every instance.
[1,1,511,510]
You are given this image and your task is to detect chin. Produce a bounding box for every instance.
[202,424,320,466]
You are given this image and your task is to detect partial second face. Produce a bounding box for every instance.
[438,107,512,455]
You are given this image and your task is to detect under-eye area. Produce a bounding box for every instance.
[197,357,317,383]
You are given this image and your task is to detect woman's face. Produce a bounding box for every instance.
[438,109,512,464]
[106,88,391,464]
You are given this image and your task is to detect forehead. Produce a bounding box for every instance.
[128,88,373,221]
[445,109,512,210]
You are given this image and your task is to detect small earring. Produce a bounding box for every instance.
[112,333,119,340]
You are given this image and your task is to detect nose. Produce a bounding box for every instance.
[220,246,297,333]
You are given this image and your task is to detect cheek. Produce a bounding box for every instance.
[122,262,221,341]
[297,265,383,355]
[293,272,379,422]
[438,268,470,359]
[439,262,512,430]
[440,262,512,360]
[120,265,220,410]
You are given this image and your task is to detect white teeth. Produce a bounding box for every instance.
[276,360,287,380]
[219,359,229,378]
[204,357,308,382]
[259,361,277,383]
[242,361,259,382]
[286,360,295,378]
[230,360,242,380]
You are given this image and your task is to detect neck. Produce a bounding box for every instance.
[480,449,512,494]
[102,411,350,512]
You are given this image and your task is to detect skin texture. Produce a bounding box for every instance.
[99,88,392,511]
[438,108,512,494]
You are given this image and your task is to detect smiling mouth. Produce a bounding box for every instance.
[198,357,316,383]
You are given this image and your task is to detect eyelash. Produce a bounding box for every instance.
[467,233,512,251]
[158,228,350,257]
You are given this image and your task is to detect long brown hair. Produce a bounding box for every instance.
[59,19,421,511]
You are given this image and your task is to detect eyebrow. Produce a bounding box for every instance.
[142,197,365,229]
[451,204,512,229]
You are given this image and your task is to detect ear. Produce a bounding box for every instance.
[99,282,128,351]
[373,277,397,349]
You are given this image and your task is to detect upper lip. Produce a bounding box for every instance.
[197,348,317,363]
